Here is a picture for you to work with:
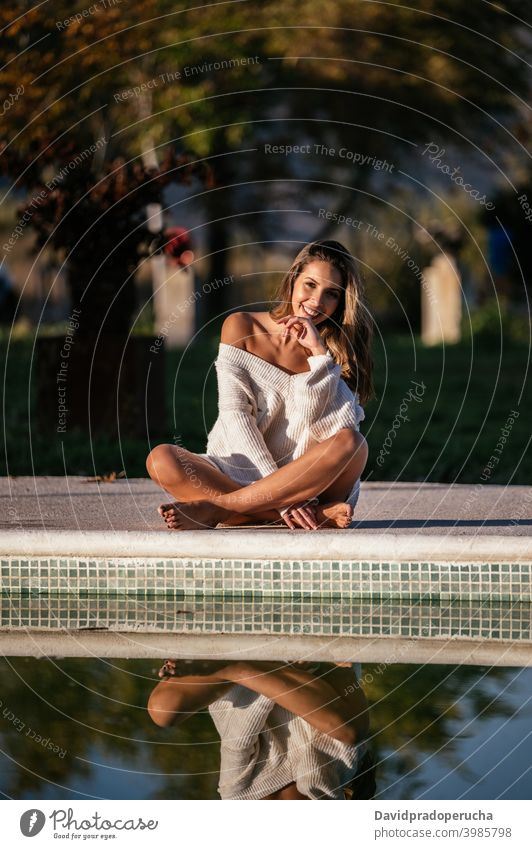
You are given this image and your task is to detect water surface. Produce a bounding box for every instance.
[0,658,530,800]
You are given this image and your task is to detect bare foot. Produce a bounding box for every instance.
[158,659,228,678]
[213,505,353,530]
[287,661,322,673]
[158,500,229,530]
[315,501,353,529]
[213,512,265,527]
[158,659,188,678]
[157,500,352,530]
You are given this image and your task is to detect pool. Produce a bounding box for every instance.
[0,657,530,800]
[1,477,531,798]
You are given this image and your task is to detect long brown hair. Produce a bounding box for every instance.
[269,240,374,404]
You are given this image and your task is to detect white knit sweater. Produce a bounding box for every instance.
[209,685,365,799]
[201,342,365,514]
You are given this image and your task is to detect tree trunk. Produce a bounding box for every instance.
[36,267,165,438]
[36,333,166,438]
[204,129,233,323]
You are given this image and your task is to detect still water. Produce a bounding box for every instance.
[0,658,530,800]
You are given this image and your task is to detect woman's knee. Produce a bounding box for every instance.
[146,443,177,480]
[147,685,183,728]
[332,428,368,461]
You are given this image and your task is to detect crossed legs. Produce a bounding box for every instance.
[146,428,368,530]
[147,659,369,744]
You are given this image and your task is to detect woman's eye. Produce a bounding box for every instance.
[302,280,340,298]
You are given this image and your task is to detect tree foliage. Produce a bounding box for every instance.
[1,0,530,313]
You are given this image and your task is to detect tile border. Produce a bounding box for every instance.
[1,557,531,602]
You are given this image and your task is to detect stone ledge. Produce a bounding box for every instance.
[2,477,531,539]
[1,527,531,562]
[0,630,529,666]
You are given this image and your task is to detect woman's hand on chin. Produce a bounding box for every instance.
[275,314,327,356]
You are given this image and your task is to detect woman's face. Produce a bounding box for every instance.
[291,259,344,325]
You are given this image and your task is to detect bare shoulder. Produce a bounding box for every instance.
[220,311,271,349]
[220,311,253,349]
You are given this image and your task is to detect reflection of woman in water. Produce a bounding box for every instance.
[148,660,374,800]
[146,240,373,531]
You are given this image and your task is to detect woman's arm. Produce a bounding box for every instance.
[291,354,365,441]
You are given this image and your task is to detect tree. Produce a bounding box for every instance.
[2,0,530,327]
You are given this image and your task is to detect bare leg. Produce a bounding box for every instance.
[320,455,359,502]
[149,659,368,744]
[146,443,283,526]
[147,438,364,530]
[147,661,234,728]
[148,428,368,530]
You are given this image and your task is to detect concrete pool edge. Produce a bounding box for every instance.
[1,528,531,561]
[0,630,530,666]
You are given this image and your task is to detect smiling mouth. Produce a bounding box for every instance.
[301,304,321,318]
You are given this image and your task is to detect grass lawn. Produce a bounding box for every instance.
[1,328,530,484]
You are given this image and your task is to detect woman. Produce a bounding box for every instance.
[147,659,375,800]
[146,239,374,530]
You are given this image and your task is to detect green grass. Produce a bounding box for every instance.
[1,329,530,483]
[367,334,530,484]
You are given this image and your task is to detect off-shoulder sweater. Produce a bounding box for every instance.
[202,342,366,515]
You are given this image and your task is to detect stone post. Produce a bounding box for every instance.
[153,263,196,349]
[421,252,462,345]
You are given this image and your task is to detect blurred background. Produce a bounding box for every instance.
[1,0,530,482]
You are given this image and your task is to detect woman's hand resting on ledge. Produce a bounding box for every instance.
[280,502,319,530]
